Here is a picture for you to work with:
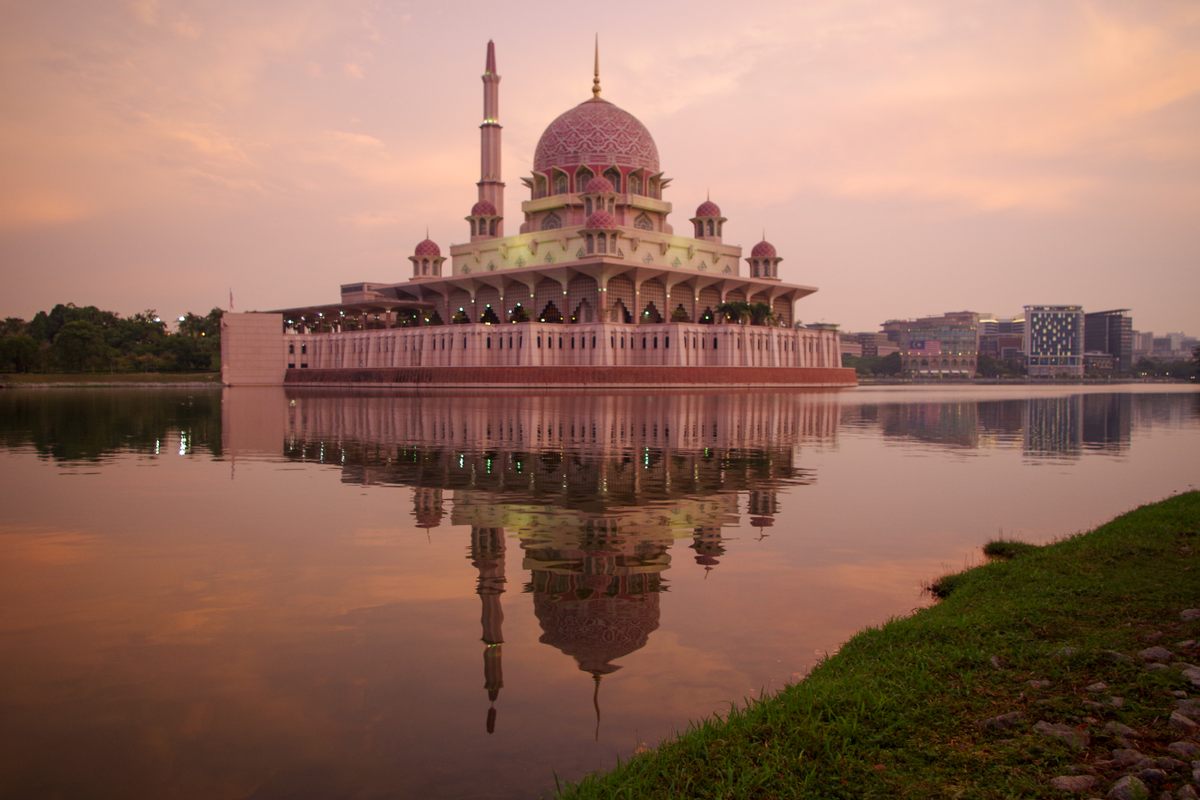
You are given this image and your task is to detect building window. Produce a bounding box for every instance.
[542,212,561,230]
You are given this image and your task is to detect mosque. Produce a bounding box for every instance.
[220,41,853,387]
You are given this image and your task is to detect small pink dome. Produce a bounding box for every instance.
[471,200,497,216]
[694,199,722,218]
[750,240,776,259]
[584,175,614,194]
[414,238,441,257]
[585,210,617,229]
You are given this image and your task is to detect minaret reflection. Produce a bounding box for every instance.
[469,526,506,734]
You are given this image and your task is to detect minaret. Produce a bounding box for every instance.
[471,40,504,239]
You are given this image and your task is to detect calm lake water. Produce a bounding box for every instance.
[1,385,1197,798]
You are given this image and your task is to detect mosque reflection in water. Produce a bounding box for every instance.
[259,392,839,734]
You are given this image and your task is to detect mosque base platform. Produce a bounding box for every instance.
[282,366,857,389]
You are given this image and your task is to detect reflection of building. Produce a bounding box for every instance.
[1025,305,1084,379]
[838,394,1132,458]
[221,41,853,388]
[268,390,831,733]
[1024,396,1083,456]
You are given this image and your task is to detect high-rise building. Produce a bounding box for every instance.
[1083,309,1133,374]
[1025,305,1084,378]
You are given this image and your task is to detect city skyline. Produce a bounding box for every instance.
[3,2,1198,332]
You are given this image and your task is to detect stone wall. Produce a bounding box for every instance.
[221,313,285,386]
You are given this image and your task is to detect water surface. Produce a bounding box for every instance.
[0,385,1196,798]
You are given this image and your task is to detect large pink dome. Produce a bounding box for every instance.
[534,98,660,173]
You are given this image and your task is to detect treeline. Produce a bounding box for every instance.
[0,304,223,373]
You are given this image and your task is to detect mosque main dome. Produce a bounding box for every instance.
[533,97,660,173]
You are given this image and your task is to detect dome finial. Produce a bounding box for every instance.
[592,34,601,98]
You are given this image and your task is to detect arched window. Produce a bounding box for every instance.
[598,232,607,252]
[541,212,561,230]
[585,198,593,216]
[628,174,642,194]
[634,213,653,231]
[575,167,593,192]
[554,173,568,194]
[694,221,703,237]
[586,234,595,254]
[489,219,497,235]
[706,220,714,236]
[604,168,621,192]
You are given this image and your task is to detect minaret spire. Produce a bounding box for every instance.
[592,34,601,98]
[473,39,504,239]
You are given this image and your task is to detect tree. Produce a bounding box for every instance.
[877,351,902,375]
[748,302,776,326]
[0,334,41,372]
[716,300,751,324]
[51,320,113,371]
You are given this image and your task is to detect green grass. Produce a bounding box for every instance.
[983,539,1040,560]
[560,492,1200,799]
[0,372,220,386]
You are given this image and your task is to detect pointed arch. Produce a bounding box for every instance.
[603,167,621,192]
[574,166,593,192]
[553,170,569,195]
[634,212,653,231]
[541,212,561,230]
[609,298,632,324]
[572,298,595,323]
[641,301,664,324]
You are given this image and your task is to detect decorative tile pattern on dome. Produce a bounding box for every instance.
[534,98,660,173]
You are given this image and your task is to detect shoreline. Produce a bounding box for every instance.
[560,492,1200,799]
[0,373,220,388]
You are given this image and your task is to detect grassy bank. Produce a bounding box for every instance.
[561,492,1200,799]
[0,372,220,386]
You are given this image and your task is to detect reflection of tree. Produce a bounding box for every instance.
[0,389,222,461]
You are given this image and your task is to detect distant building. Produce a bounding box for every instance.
[1132,330,1154,359]
[1025,305,1083,379]
[883,311,979,378]
[978,314,1026,364]
[1083,309,1133,374]
[843,331,898,359]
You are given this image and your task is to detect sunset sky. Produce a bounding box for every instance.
[2,1,1198,333]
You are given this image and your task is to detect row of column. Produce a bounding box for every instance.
[286,323,839,370]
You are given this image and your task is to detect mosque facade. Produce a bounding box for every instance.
[221,41,853,387]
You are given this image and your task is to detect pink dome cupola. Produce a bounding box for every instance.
[581,208,621,257]
[409,232,446,279]
[690,194,726,243]
[747,235,781,280]
[467,198,501,242]
[581,174,616,220]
